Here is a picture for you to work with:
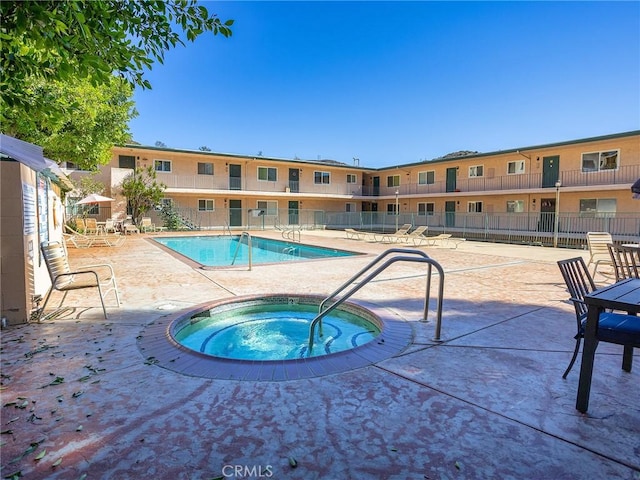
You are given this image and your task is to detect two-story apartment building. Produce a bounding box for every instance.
[71,130,639,244]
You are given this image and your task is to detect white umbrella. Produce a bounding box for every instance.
[75,193,114,205]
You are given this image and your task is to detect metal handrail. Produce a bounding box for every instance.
[231,231,252,270]
[308,248,445,351]
[282,225,301,242]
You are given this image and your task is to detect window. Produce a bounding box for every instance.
[347,174,357,184]
[198,199,215,211]
[418,202,435,216]
[579,198,616,216]
[257,200,278,215]
[468,201,483,213]
[418,171,435,185]
[156,198,173,210]
[506,200,525,213]
[469,165,484,177]
[154,159,171,172]
[314,171,330,184]
[507,160,525,175]
[581,150,619,172]
[257,166,277,181]
[387,204,399,215]
[198,162,214,175]
[346,202,356,212]
[118,155,135,169]
[387,175,400,187]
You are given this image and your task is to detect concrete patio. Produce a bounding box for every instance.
[1,230,638,479]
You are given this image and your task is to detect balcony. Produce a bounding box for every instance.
[157,173,364,196]
[362,164,640,197]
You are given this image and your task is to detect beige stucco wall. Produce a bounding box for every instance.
[1,161,65,325]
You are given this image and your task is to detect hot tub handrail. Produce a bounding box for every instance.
[318,248,430,316]
[308,249,445,351]
[231,231,253,270]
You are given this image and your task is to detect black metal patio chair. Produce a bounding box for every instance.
[557,256,639,378]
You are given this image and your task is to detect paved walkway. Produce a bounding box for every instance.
[1,230,638,479]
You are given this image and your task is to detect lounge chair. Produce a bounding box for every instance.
[418,233,452,246]
[586,232,615,279]
[373,224,413,243]
[38,241,121,320]
[345,228,368,240]
[64,225,125,248]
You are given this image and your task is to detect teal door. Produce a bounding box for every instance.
[446,168,457,192]
[445,201,456,227]
[229,164,241,190]
[229,199,242,226]
[288,201,299,225]
[372,176,380,196]
[542,156,559,188]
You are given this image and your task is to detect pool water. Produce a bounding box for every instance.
[154,235,359,267]
[173,300,381,360]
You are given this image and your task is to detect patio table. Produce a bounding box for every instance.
[577,278,640,412]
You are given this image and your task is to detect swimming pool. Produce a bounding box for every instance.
[153,235,360,267]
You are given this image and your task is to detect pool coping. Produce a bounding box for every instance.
[137,294,414,381]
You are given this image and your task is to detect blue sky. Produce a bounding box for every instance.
[129,1,640,168]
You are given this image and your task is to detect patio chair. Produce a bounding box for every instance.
[104,218,118,234]
[140,217,156,233]
[123,218,140,234]
[84,218,99,235]
[607,243,640,281]
[586,232,615,279]
[557,256,638,378]
[38,241,120,320]
[75,218,87,233]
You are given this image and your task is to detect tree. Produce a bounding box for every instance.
[1,1,233,109]
[2,75,136,169]
[120,166,166,224]
[71,174,106,199]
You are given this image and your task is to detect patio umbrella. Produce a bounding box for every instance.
[75,193,114,205]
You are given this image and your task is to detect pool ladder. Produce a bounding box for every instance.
[308,248,445,351]
[231,231,253,270]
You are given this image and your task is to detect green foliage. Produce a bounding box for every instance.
[1,1,233,108]
[71,174,106,199]
[2,75,136,169]
[158,202,185,231]
[120,166,166,224]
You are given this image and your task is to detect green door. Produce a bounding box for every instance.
[229,164,241,190]
[445,201,456,227]
[542,156,559,188]
[372,176,380,196]
[288,201,299,225]
[229,199,242,226]
[446,168,457,192]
